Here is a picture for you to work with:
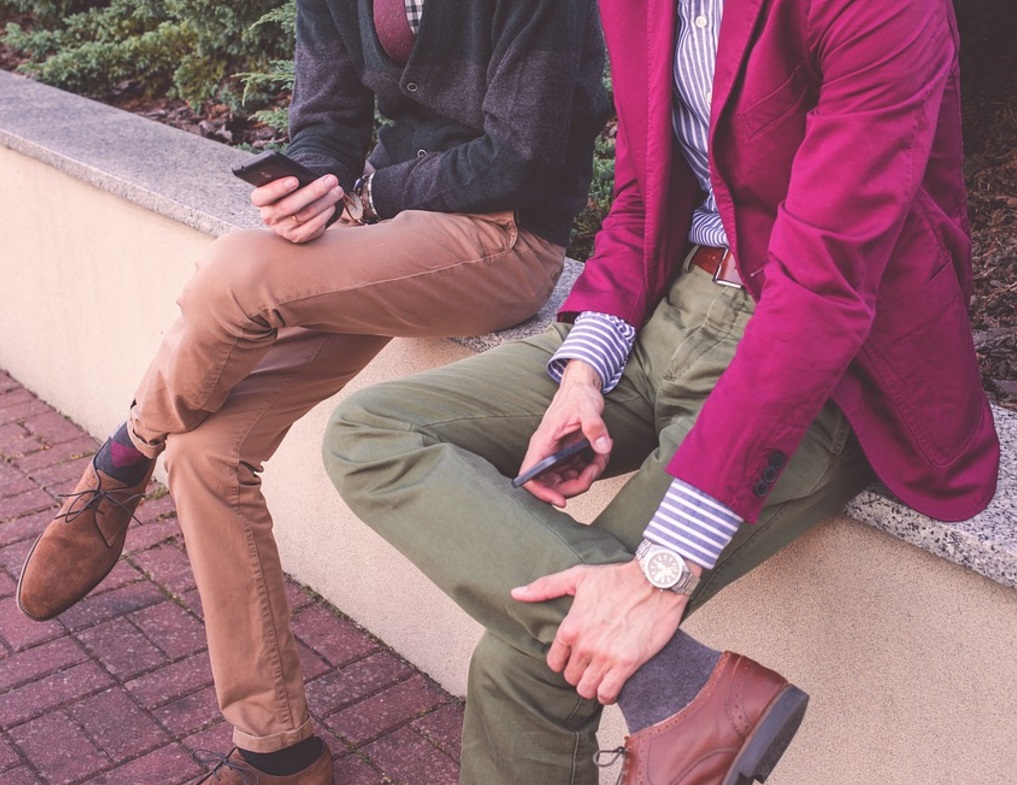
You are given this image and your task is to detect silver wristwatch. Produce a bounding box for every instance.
[635,540,699,595]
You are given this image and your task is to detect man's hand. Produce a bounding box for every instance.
[252,174,344,244]
[512,559,698,704]
[517,360,612,507]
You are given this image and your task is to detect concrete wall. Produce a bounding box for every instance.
[3,72,1016,784]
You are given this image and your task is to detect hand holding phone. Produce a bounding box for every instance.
[232,150,364,224]
[512,437,593,488]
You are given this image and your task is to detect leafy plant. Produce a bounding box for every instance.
[3,0,292,106]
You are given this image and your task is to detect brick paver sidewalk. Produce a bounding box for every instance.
[0,369,464,785]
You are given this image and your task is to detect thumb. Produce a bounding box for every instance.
[511,567,581,603]
[581,418,612,456]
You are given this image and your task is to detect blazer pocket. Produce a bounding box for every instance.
[862,260,983,468]
[738,65,809,142]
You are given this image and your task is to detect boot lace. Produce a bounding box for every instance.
[193,749,260,785]
[55,477,146,527]
[594,746,629,785]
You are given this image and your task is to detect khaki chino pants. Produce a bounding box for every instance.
[326,265,873,785]
[125,209,564,752]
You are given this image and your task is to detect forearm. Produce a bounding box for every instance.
[287,0,375,190]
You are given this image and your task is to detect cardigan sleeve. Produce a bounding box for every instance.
[286,0,376,191]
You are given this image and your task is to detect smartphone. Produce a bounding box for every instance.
[511,437,593,488]
[232,150,320,189]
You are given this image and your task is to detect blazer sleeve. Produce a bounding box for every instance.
[560,112,655,325]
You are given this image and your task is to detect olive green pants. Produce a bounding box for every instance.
[324,266,872,785]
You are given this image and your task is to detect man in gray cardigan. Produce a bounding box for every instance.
[16,1,609,782]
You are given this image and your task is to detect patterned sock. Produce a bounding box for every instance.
[239,736,323,776]
[93,422,152,486]
[617,631,723,733]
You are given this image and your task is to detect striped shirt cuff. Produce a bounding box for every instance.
[547,312,637,393]
[644,478,743,570]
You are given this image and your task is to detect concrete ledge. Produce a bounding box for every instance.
[3,70,1012,590]
[3,70,1017,784]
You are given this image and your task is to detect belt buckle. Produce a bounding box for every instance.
[712,249,743,289]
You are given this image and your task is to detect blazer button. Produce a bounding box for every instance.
[416,149,427,157]
[769,451,786,468]
[406,82,419,92]
[762,466,779,484]
[753,480,770,498]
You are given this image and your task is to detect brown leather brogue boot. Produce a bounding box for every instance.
[195,745,334,785]
[16,456,156,620]
[608,651,809,785]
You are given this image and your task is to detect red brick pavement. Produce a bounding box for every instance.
[0,369,465,785]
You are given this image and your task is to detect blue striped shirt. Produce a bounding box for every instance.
[547,0,741,571]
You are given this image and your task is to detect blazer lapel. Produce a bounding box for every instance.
[643,0,679,260]
[711,0,766,133]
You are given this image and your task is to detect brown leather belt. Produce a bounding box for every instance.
[689,245,743,289]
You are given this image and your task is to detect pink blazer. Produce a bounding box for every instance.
[562,0,1000,522]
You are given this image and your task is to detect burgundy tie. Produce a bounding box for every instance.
[374,0,416,66]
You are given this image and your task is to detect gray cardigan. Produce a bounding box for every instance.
[286,0,610,246]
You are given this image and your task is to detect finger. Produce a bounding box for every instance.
[562,652,591,688]
[522,478,568,508]
[595,666,635,705]
[250,176,301,208]
[546,634,571,674]
[254,174,338,216]
[510,568,580,603]
[580,417,613,456]
[573,660,611,701]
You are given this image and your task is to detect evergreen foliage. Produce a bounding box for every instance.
[1,0,292,105]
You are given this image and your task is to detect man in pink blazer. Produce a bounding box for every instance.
[327,0,1001,783]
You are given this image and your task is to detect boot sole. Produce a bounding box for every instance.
[722,684,809,785]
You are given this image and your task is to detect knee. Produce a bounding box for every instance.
[322,384,408,503]
[178,230,276,326]
[163,426,222,486]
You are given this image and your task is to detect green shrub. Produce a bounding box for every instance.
[3,0,292,106]
[0,0,98,26]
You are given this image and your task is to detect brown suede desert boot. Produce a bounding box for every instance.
[609,651,809,785]
[16,457,155,621]
[195,745,334,784]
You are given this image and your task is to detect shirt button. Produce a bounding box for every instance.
[695,15,708,28]
[406,82,419,92]
[705,89,713,103]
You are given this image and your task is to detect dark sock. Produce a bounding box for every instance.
[94,422,152,486]
[617,631,722,733]
[239,736,323,776]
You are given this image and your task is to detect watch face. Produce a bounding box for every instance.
[342,191,364,223]
[645,551,686,589]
